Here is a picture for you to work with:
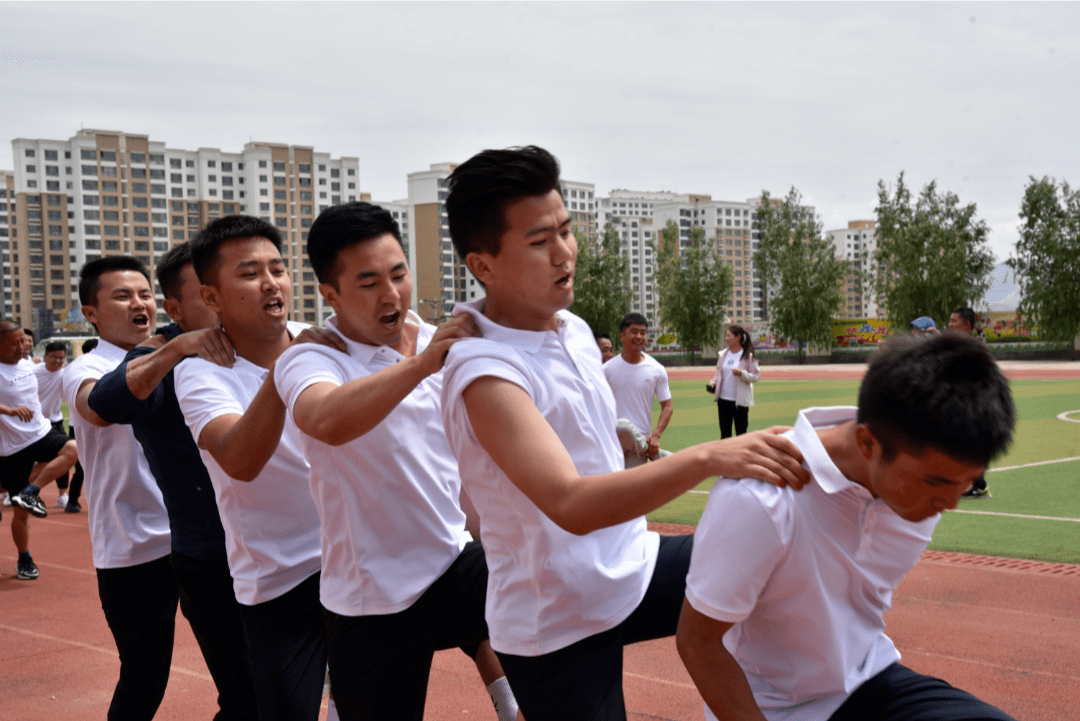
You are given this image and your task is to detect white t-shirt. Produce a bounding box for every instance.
[685,406,940,721]
[275,313,470,617]
[33,362,65,423]
[62,339,171,569]
[719,348,743,402]
[174,322,321,606]
[602,353,672,437]
[441,300,659,657]
[0,359,50,455]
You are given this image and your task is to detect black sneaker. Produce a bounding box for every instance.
[11,493,47,518]
[16,559,39,580]
[64,501,81,514]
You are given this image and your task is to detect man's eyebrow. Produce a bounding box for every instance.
[926,474,966,485]
[356,262,407,280]
[525,216,572,237]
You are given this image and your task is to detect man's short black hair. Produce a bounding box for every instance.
[595,332,612,343]
[82,338,98,354]
[857,333,1014,466]
[44,341,67,354]
[446,145,562,260]
[156,243,194,301]
[190,215,283,285]
[79,256,151,306]
[23,329,34,342]
[307,202,403,287]
[619,313,649,332]
[0,320,20,336]
[952,306,977,330]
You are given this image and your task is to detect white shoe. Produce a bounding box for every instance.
[1,493,10,507]
[55,493,69,509]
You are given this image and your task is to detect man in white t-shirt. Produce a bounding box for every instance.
[274,201,522,721]
[440,145,810,721]
[677,333,1017,721]
[63,257,176,719]
[0,322,79,580]
[604,312,673,467]
[34,341,73,507]
[173,215,343,721]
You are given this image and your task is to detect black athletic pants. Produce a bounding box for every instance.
[324,540,489,721]
[171,552,259,721]
[717,399,749,438]
[96,554,180,721]
[67,425,84,503]
[830,663,1016,721]
[237,571,327,721]
[496,534,693,721]
[50,420,68,490]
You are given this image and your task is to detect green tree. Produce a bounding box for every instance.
[1007,176,1080,344]
[873,173,995,330]
[754,188,847,363]
[568,223,633,340]
[656,221,733,363]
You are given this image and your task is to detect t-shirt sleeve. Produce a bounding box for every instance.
[61,358,101,430]
[441,339,535,448]
[685,480,789,624]
[174,360,245,445]
[87,347,163,424]
[654,366,672,403]
[274,344,349,414]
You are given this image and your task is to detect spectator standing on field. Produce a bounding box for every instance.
[709,325,760,438]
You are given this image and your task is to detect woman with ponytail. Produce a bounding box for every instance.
[706,325,760,438]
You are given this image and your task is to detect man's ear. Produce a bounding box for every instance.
[465,252,494,287]
[162,297,182,324]
[318,282,340,312]
[80,305,99,327]
[854,423,877,461]
[198,284,222,316]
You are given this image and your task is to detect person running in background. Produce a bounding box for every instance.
[947,306,992,498]
[604,313,673,467]
[87,242,260,721]
[708,325,760,438]
[678,332,1017,721]
[33,341,72,508]
[0,322,79,580]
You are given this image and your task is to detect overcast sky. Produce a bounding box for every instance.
[2,1,1077,265]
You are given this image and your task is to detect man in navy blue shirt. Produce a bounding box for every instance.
[88,242,258,721]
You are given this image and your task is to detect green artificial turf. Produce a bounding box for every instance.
[648,378,1080,564]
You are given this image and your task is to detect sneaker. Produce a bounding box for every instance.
[11,493,48,518]
[64,501,81,514]
[54,493,69,509]
[962,486,992,499]
[16,559,39,580]
[2,492,10,506]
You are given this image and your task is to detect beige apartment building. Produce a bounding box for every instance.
[4,129,358,340]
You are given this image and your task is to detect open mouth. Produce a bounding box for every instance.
[379,310,401,327]
[132,314,149,327]
[556,273,573,287]
[263,298,285,315]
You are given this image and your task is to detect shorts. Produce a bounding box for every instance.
[0,429,71,494]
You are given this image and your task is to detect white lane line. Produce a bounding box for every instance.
[624,671,697,690]
[0,554,97,575]
[988,456,1080,473]
[0,623,213,681]
[902,648,1080,682]
[948,509,1080,522]
[1057,410,1080,423]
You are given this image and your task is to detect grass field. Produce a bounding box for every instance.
[647,378,1080,564]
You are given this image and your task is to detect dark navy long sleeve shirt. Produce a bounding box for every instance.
[87,323,228,561]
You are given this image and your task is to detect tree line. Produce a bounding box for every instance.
[570,175,1079,358]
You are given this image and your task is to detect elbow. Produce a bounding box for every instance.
[304,419,351,447]
[219,458,263,483]
[548,498,600,536]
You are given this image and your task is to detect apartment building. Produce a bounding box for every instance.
[825,219,879,317]
[1,170,12,318]
[5,129,359,339]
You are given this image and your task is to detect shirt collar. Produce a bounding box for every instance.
[792,406,864,495]
[324,312,425,366]
[92,337,132,363]
[451,299,568,355]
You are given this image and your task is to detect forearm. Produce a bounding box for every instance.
[652,403,674,438]
[296,354,433,446]
[123,343,188,400]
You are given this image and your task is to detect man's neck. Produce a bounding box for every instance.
[228,328,292,369]
[481,296,560,333]
[621,347,644,364]
[817,421,873,494]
